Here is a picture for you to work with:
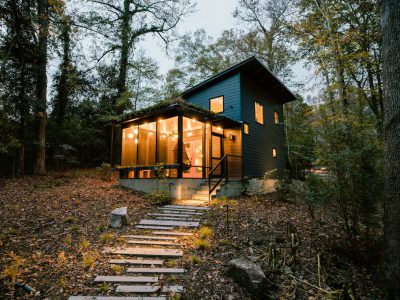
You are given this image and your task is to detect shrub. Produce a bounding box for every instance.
[100,232,116,244]
[195,239,211,251]
[199,226,213,239]
[149,192,171,206]
[96,162,112,181]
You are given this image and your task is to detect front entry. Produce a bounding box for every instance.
[211,133,224,176]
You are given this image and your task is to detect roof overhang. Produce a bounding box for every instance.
[181,56,296,104]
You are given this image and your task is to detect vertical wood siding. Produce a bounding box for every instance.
[240,77,286,178]
[184,73,241,121]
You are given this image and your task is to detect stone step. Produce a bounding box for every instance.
[191,194,211,201]
[155,217,200,221]
[139,220,199,228]
[116,285,183,293]
[159,207,198,213]
[127,267,185,274]
[163,205,210,211]
[103,247,183,257]
[159,210,203,215]
[122,235,176,241]
[109,259,164,265]
[136,225,174,230]
[94,276,158,283]
[152,231,193,236]
[69,297,166,300]
[148,213,192,218]
[127,240,183,246]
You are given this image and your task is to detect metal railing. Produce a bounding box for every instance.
[208,155,242,201]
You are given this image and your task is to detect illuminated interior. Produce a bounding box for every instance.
[120,110,241,179]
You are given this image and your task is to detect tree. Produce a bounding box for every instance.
[79,0,193,114]
[379,0,400,296]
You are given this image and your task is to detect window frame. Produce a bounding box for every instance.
[254,101,264,125]
[243,122,250,135]
[274,111,280,124]
[209,95,224,114]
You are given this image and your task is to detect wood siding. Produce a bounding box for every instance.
[184,73,241,121]
[224,128,243,179]
[240,77,286,178]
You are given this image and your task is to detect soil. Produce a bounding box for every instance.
[0,170,385,299]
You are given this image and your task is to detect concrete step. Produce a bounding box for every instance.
[127,240,183,246]
[136,225,174,230]
[94,276,158,283]
[191,194,213,201]
[139,220,199,228]
[122,235,176,241]
[103,247,183,257]
[109,259,164,265]
[152,231,193,236]
[127,267,185,274]
[159,210,203,215]
[116,285,183,293]
[163,205,210,211]
[69,297,167,300]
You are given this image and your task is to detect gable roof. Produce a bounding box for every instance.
[181,56,296,103]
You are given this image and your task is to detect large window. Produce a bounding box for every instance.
[210,96,224,113]
[183,117,204,178]
[255,101,264,124]
[158,117,178,177]
[137,122,156,166]
[121,126,138,166]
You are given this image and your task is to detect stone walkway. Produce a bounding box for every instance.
[68,204,210,300]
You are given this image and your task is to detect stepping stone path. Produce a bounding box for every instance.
[68,204,210,300]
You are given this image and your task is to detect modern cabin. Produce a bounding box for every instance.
[117,57,296,200]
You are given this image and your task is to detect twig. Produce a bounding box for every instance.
[288,274,341,295]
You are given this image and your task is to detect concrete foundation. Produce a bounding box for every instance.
[119,178,206,200]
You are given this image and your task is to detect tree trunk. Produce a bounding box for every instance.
[379,0,400,296]
[116,0,131,115]
[34,0,48,175]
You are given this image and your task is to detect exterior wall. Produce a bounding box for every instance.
[240,77,286,178]
[184,73,241,121]
[223,127,243,179]
[119,178,206,200]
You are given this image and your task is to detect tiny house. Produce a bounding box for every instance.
[117,57,296,200]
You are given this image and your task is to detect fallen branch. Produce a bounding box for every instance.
[288,274,341,295]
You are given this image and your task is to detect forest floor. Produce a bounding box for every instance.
[0,170,384,299]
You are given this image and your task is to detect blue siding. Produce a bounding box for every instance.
[241,77,287,178]
[184,73,241,121]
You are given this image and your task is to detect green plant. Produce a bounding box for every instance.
[195,239,211,251]
[199,226,213,239]
[191,255,202,265]
[59,276,68,288]
[166,275,177,283]
[1,253,24,282]
[98,283,109,293]
[112,265,123,274]
[166,259,177,267]
[82,251,97,269]
[100,232,116,244]
[96,162,112,181]
[149,192,171,206]
[79,238,90,250]
[275,170,292,201]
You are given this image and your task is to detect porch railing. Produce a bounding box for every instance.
[208,155,242,202]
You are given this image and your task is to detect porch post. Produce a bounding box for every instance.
[177,114,183,178]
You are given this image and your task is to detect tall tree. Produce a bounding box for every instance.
[380,0,400,296]
[33,0,49,175]
[79,0,193,114]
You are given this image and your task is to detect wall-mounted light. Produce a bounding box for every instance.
[229,134,236,141]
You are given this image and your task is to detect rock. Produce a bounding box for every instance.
[110,207,128,228]
[227,257,269,299]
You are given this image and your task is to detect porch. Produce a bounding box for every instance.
[118,101,243,200]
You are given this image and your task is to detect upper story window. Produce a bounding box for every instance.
[243,122,249,135]
[255,101,264,124]
[210,96,224,113]
[274,111,280,124]
[272,148,277,158]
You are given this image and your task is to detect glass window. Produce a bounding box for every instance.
[121,126,138,166]
[183,117,204,178]
[210,96,224,113]
[137,122,156,166]
[158,117,178,165]
[255,101,264,124]
[272,148,277,158]
[274,111,280,124]
[243,122,249,135]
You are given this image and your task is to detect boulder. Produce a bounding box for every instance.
[110,207,128,228]
[227,257,269,299]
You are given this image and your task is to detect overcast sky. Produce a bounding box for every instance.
[138,0,315,97]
